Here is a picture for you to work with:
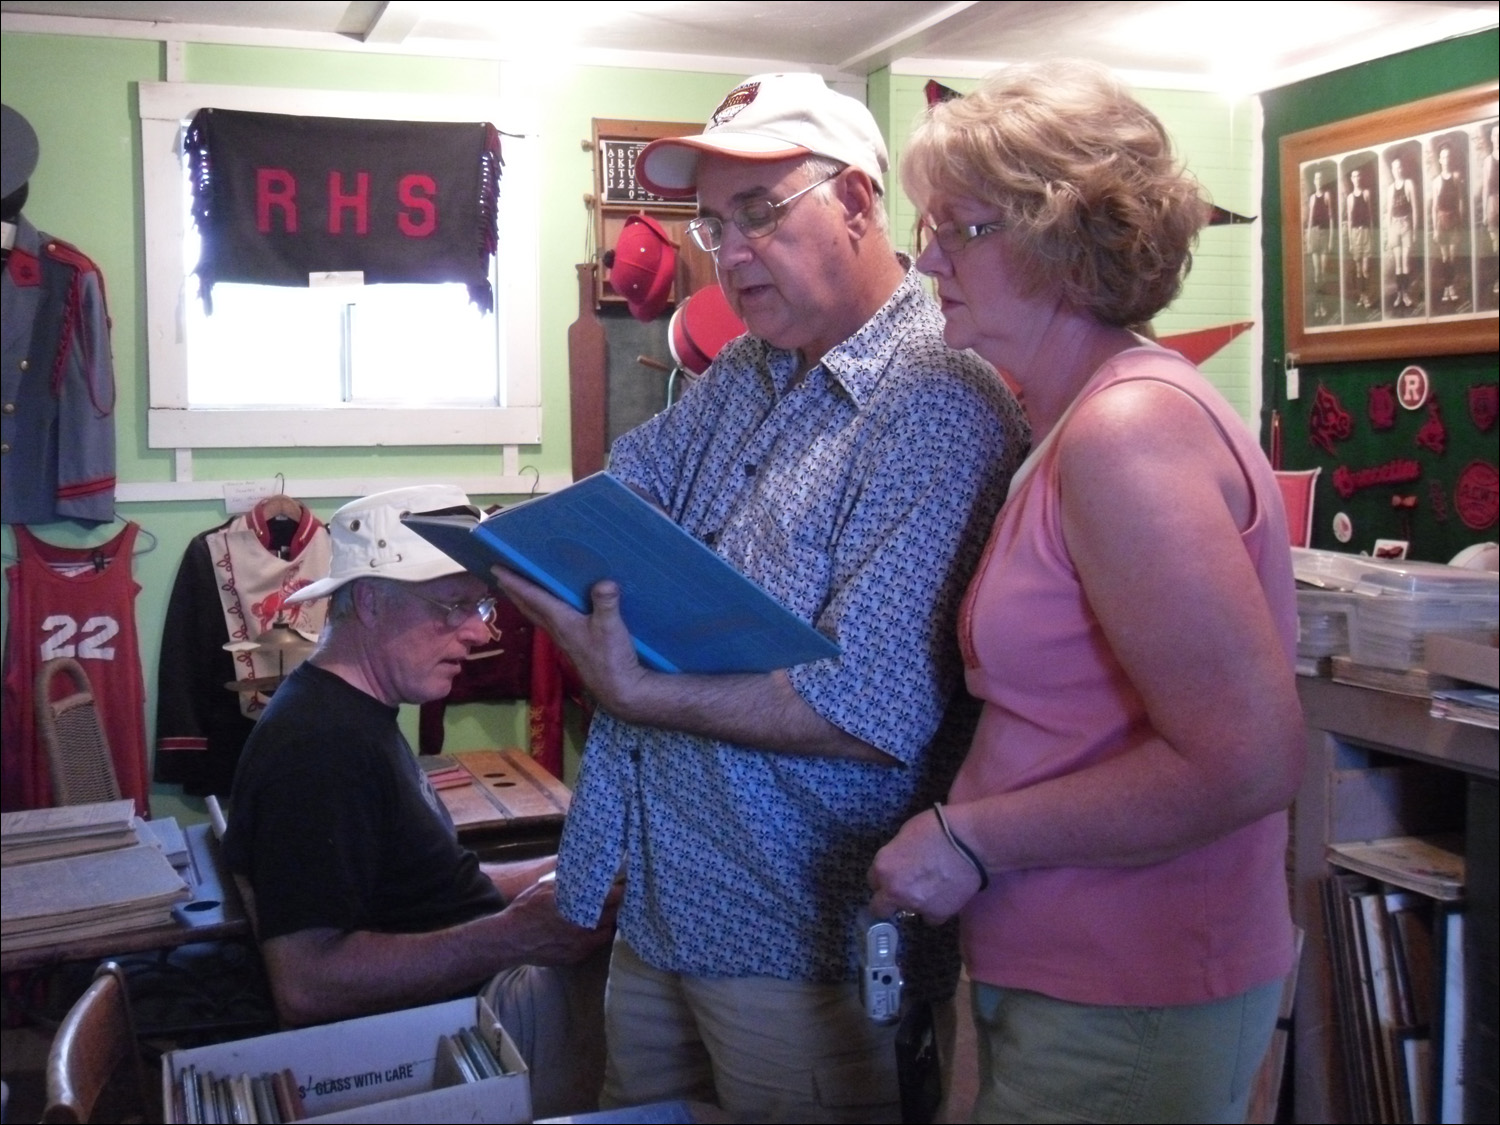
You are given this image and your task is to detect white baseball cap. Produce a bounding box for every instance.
[285,484,480,605]
[637,73,888,199]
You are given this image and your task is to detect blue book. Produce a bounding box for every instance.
[403,472,839,675]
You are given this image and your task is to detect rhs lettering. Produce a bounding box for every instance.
[254,169,439,237]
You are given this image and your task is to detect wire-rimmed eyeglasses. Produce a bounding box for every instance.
[914,218,1004,257]
[405,589,499,629]
[686,172,841,253]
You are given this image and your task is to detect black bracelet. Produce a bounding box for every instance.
[932,801,989,891]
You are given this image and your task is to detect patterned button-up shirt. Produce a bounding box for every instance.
[555,267,1028,990]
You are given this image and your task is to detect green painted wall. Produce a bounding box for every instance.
[871,69,1262,424]
[0,30,737,819]
[1260,29,1498,562]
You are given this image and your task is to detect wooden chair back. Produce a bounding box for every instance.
[44,961,150,1124]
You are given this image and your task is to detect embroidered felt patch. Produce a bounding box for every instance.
[1332,459,1421,499]
[1310,384,1353,456]
[1455,461,1499,530]
[1415,401,1447,455]
[1469,384,1498,432]
[1368,384,1397,431]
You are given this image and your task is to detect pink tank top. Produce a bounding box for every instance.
[951,347,1297,1006]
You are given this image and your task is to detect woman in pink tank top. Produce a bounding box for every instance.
[868,60,1304,1123]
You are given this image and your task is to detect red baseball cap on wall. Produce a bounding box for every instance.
[607,213,677,322]
[669,284,746,376]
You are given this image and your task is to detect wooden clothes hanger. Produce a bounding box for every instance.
[255,493,302,521]
[255,473,303,522]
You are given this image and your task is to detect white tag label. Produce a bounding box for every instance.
[309,270,365,287]
[223,480,279,514]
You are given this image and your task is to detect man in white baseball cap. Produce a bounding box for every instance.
[224,485,614,1115]
[492,73,1027,1122]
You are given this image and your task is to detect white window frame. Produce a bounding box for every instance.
[138,81,540,448]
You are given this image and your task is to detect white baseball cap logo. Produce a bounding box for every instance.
[709,82,760,129]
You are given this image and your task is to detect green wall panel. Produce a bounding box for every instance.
[1261,29,1498,562]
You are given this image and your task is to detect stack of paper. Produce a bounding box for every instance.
[0,799,140,866]
[138,814,191,866]
[1327,835,1466,901]
[1429,687,1499,730]
[1,842,190,951]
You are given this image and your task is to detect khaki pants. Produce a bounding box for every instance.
[480,943,610,1119]
[601,937,905,1123]
[969,978,1282,1124]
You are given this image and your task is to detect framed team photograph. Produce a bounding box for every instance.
[1281,81,1498,363]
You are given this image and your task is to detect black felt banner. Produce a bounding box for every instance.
[186,108,502,311]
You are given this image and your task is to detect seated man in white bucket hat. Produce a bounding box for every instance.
[223,485,614,1115]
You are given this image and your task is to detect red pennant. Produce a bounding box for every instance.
[924,80,962,106]
[1158,321,1253,365]
[1206,205,1256,225]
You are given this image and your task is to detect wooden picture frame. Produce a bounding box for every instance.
[1280,82,1498,364]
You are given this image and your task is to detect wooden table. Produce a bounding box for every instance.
[437,749,572,862]
[1,822,249,974]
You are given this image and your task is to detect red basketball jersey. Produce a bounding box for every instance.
[3,523,150,814]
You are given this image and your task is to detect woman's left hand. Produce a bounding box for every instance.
[868,808,984,924]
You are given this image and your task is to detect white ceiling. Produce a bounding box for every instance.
[1,1,1496,92]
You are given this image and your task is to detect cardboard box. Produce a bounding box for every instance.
[162,996,530,1123]
[1425,629,1500,689]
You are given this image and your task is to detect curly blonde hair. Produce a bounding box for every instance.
[903,60,1205,327]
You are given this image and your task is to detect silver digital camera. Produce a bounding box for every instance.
[856,908,903,1024]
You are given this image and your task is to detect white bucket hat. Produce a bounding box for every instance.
[285,484,480,605]
[636,73,888,200]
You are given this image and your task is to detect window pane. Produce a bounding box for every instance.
[348,283,500,405]
[185,282,345,406]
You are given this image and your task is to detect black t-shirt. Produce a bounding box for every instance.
[223,663,502,942]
